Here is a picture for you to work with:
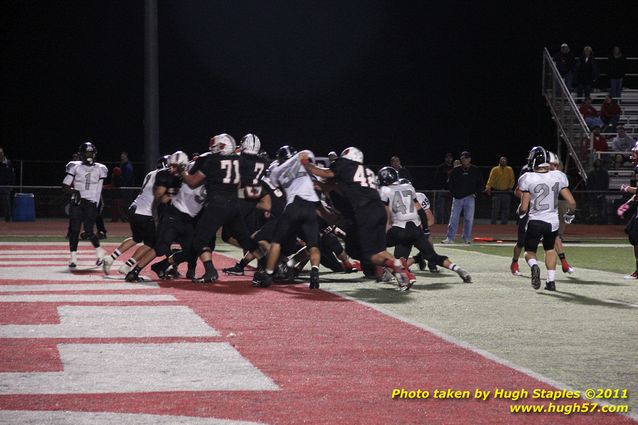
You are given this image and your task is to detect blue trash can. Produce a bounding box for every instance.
[12,193,36,221]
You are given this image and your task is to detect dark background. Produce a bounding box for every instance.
[2,0,635,184]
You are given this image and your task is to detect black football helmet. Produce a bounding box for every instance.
[276,145,297,163]
[527,146,549,170]
[157,154,170,169]
[378,166,399,186]
[79,141,97,165]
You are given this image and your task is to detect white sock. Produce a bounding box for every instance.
[125,258,137,267]
[547,270,556,281]
[527,259,538,268]
[96,247,106,257]
[447,263,459,272]
[111,249,121,260]
[70,252,77,262]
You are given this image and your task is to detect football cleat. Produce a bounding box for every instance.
[125,270,145,283]
[457,268,472,283]
[309,268,320,289]
[165,265,181,279]
[561,261,574,274]
[102,256,114,274]
[223,263,245,276]
[97,231,107,240]
[118,264,132,275]
[623,271,638,280]
[252,270,273,288]
[193,268,219,284]
[400,258,417,285]
[428,262,440,273]
[375,267,394,283]
[69,252,78,269]
[441,238,454,244]
[545,281,556,291]
[394,271,412,291]
[530,264,541,290]
[150,260,168,279]
[510,261,521,276]
[342,260,359,274]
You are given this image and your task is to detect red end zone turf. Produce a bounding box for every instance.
[0,244,634,424]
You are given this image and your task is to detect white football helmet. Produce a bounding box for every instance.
[240,133,261,155]
[340,146,364,163]
[548,151,559,165]
[209,133,236,155]
[169,150,189,167]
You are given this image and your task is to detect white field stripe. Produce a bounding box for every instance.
[325,288,638,422]
[0,283,159,292]
[0,411,268,425]
[0,342,279,394]
[0,306,217,338]
[457,243,630,248]
[1,261,104,265]
[0,294,174,302]
[0,267,147,281]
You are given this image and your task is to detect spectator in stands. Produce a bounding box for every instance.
[485,156,515,224]
[442,151,484,244]
[586,159,609,224]
[575,46,598,99]
[0,147,15,221]
[554,43,575,91]
[579,97,604,129]
[390,155,411,181]
[590,126,609,153]
[611,153,627,170]
[433,152,454,224]
[601,95,621,131]
[612,125,635,152]
[608,46,626,99]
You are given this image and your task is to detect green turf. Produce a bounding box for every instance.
[442,244,634,275]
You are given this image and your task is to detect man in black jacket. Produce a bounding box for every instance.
[442,151,484,244]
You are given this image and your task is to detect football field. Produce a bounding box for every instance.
[0,239,636,424]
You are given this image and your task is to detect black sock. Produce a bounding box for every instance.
[558,253,566,260]
[512,257,518,263]
[132,266,141,274]
[238,258,247,267]
[204,260,215,274]
[635,260,638,273]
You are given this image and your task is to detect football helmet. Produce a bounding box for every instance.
[340,147,364,163]
[169,150,189,168]
[240,133,261,155]
[209,133,236,155]
[157,154,170,169]
[79,141,97,165]
[527,146,549,170]
[398,178,411,185]
[276,145,297,163]
[377,166,399,186]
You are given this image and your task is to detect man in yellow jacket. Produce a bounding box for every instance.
[485,156,515,224]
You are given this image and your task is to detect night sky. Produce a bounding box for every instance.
[2,0,635,177]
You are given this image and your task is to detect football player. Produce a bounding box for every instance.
[180,134,264,283]
[102,155,169,275]
[62,141,109,268]
[252,146,322,289]
[378,167,472,286]
[303,147,412,290]
[518,146,576,291]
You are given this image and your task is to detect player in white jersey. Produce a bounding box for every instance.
[518,146,576,291]
[378,167,472,285]
[252,146,322,289]
[62,141,109,268]
[125,152,206,282]
[102,155,169,274]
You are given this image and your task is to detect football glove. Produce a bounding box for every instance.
[563,210,575,224]
[620,183,632,193]
[70,190,82,206]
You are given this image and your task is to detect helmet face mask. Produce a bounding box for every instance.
[79,142,97,165]
[340,147,364,163]
[157,154,170,169]
[168,150,189,174]
[377,166,399,186]
[276,145,297,163]
[209,133,237,155]
[240,133,261,155]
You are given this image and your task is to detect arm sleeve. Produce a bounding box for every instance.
[62,162,76,186]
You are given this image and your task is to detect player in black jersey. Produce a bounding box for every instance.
[303,146,412,290]
[510,163,530,276]
[180,134,263,283]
